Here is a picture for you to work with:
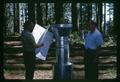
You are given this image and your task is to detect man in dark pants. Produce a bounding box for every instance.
[84,20,103,80]
[21,20,43,80]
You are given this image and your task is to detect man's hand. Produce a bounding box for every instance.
[35,43,44,48]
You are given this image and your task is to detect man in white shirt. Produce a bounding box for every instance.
[84,20,103,79]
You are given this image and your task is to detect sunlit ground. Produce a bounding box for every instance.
[4,68,116,80]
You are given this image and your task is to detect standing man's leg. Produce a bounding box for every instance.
[23,52,35,80]
[92,53,98,79]
[84,50,98,80]
[84,51,89,79]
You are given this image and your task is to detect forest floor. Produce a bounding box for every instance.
[4,67,116,79]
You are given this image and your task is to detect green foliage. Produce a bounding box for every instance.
[108,25,116,37]
[107,68,117,79]
[69,32,84,48]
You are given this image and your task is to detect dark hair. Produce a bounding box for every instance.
[23,20,33,30]
[90,20,97,26]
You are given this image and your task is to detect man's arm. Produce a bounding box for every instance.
[30,34,44,48]
[94,34,103,62]
[95,34,103,54]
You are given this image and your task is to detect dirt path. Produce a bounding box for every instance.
[4,69,116,80]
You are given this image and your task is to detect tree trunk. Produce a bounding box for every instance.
[72,2,77,32]
[55,1,63,24]
[98,3,103,33]
[4,4,8,36]
[104,3,106,36]
[28,2,35,23]
[77,3,80,33]
[79,3,82,29]
[45,3,48,25]
[14,3,19,34]
[37,3,43,26]
[87,3,92,25]
[96,3,99,28]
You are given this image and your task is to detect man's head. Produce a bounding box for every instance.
[23,20,34,32]
[89,20,97,32]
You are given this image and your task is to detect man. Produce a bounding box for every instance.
[21,20,43,80]
[84,20,103,79]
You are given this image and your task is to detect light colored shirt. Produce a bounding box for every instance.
[85,28,103,50]
[21,30,36,52]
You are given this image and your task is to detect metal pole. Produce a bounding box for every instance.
[52,24,72,80]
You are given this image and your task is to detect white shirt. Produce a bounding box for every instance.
[85,28,103,50]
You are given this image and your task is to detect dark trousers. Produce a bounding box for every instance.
[84,49,98,80]
[23,51,35,80]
